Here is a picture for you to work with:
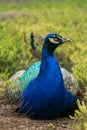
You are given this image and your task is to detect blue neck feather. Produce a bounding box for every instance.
[39,42,62,80]
[42,44,53,59]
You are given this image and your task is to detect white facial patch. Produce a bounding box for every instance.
[49,37,59,44]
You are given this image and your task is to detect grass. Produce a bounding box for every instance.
[0,0,87,86]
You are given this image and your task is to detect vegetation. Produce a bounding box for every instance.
[70,100,87,130]
[0,0,87,128]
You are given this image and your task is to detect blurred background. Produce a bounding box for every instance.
[0,0,87,94]
[0,1,87,129]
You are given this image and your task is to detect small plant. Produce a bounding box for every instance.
[70,100,87,130]
[47,123,55,130]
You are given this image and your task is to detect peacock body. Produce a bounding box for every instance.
[17,33,78,119]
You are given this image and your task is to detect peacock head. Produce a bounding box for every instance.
[43,33,71,53]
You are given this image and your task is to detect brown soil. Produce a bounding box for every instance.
[0,103,74,130]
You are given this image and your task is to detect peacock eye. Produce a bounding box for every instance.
[53,37,58,41]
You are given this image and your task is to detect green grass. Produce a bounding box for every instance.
[0,0,87,87]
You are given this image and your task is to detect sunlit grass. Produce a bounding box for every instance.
[0,0,87,90]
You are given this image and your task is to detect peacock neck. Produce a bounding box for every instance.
[38,43,60,77]
[42,43,54,60]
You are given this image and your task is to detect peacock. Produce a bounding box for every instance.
[17,33,78,119]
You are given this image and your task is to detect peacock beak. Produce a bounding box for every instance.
[62,37,72,43]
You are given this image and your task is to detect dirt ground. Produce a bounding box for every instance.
[0,103,75,130]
